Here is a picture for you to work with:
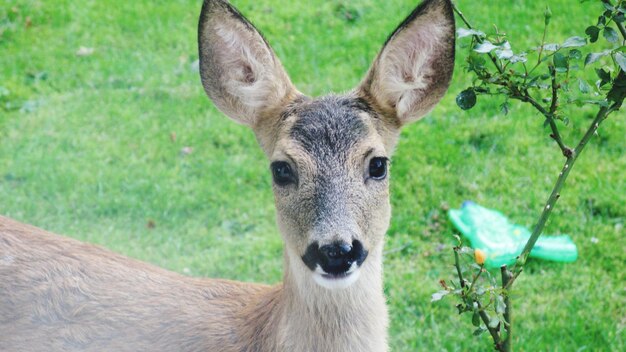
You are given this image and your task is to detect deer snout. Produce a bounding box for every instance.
[319,242,353,261]
[302,240,368,278]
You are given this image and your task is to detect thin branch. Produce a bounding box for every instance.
[617,18,626,41]
[468,265,484,293]
[604,0,626,40]
[477,303,503,350]
[548,66,559,116]
[515,85,571,156]
[547,66,571,157]
[452,2,505,75]
[454,248,503,350]
[536,19,549,66]
[467,67,572,156]
[454,247,466,288]
[509,101,622,284]
[500,266,513,352]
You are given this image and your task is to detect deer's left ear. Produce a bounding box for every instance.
[198,0,297,127]
[356,0,455,127]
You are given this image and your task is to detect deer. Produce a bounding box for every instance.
[0,0,455,351]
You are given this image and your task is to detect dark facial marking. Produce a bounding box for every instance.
[289,96,371,161]
[301,240,369,275]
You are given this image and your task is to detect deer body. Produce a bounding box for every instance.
[0,0,455,351]
[1,216,384,352]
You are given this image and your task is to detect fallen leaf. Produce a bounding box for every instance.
[76,46,94,57]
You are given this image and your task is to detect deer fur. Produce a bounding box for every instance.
[0,0,455,351]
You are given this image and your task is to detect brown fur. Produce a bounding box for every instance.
[0,215,270,351]
[0,0,455,351]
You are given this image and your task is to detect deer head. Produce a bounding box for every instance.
[198,0,454,290]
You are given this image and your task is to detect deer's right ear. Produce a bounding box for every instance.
[198,0,297,127]
[355,0,455,128]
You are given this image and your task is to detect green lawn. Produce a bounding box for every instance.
[1,0,624,350]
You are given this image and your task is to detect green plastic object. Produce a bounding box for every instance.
[448,202,578,268]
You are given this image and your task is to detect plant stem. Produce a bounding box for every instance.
[454,247,466,288]
[477,303,502,350]
[451,2,505,75]
[536,19,549,66]
[506,85,571,156]
[468,265,484,293]
[604,0,626,40]
[617,17,626,42]
[509,101,620,283]
[454,248,504,350]
[454,0,572,158]
[547,66,571,157]
[500,266,513,352]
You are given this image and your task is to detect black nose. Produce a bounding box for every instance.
[302,240,368,276]
[319,242,353,259]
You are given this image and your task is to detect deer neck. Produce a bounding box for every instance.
[275,245,388,352]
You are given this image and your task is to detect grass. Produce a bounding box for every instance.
[1,0,624,350]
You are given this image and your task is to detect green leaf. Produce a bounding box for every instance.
[495,42,513,60]
[562,36,586,48]
[472,311,481,327]
[614,52,626,72]
[431,290,449,302]
[474,41,498,53]
[585,51,610,66]
[456,89,477,110]
[509,53,527,63]
[603,27,619,43]
[578,78,592,94]
[572,98,609,107]
[602,2,614,11]
[488,317,501,329]
[553,52,569,72]
[585,26,600,43]
[607,70,626,103]
[456,304,466,314]
[467,53,487,71]
[496,295,507,314]
[473,327,487,336]
[569,49,582,60]
[541,43,560,52]
[595,68,611,87]
[457,28,485,39]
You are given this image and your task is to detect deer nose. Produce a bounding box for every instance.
[319,242,353,259]
[301,240,368,276]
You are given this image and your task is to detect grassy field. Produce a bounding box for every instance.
[1,0,624,350]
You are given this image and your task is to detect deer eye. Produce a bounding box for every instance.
[271,161,296,186]
[368,157,388,180]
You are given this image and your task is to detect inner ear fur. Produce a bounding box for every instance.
[198,0,297,127]
[356,0,455,127]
